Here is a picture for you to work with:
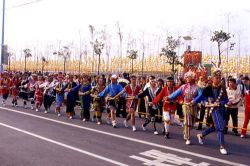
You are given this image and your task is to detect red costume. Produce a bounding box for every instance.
[241,93,250,136]
[153,86,178,113]
[124,84,141,111]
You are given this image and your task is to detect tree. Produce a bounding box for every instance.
[127,49,138,73]
[93,39,104,75]
[53,46,71,74]
[160,36,183,76]
[89,25,95,73]
[41,56,48,74]
[115,22,123,71]
[23,48,32,72]
[211,30,231,68]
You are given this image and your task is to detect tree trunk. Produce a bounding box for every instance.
[141,52,144,76]
[98,54,100,75]
[171,58,175,76]
[63,58,66,74]
[42,64,44,75]
[8,55,10,71]
[218,42,221,68]
[24,56,27,72]
[132,59,134,73]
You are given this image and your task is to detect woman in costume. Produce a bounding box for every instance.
[167,71,199,145]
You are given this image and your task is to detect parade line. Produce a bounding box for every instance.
[0,106,247,166]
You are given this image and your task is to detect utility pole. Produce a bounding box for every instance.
[0,0,5,72]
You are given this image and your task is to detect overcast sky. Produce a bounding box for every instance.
[3,0,250,57]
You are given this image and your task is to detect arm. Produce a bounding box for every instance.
[152,88,165,105]
[98,85,109,98]
[168,88,182,100]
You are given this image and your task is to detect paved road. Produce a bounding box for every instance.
[0,100,249,166]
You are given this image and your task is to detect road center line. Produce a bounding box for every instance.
[0,106,247,166]
[0,122,129,166]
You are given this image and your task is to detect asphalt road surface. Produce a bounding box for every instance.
[0,99,249,166]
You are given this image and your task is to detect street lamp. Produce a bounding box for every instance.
[0,0,5,72]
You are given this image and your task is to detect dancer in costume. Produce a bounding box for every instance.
[138,76,161,135]
[63,75,77,119]
[194,69,228,154]
[55,75,64,116]
[116,75,141,131]
[90,76,105,124]
[153,76,177,138]
[0,72,11,106]
[98,74,123,128]
[167,71,199,145]
[78,75,92,121]
[19,74,29,108]
[42,75,56,114]
[34,75,44,112]
[241,76,250,138]
[10,73,20,107]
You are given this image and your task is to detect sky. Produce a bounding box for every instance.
[2,0,250,59]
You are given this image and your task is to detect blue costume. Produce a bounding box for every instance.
[194,85,228,148]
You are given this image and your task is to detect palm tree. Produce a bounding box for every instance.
[93,39,104,75]
[160,36,183,77]
[127,49,138,73]
[23,48,32,72]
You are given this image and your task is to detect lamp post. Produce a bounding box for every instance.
[0,0,5,72]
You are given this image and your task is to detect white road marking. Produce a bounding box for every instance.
[0,122,129,166]
[0,106,247,166]
[130,149,210,166]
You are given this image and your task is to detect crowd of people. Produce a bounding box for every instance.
[0,69,249,155]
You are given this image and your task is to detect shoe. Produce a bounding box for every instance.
[132,126,136,132]
[186,139,191,145]
[142,124,146,131]
[197,134,204,144]
[97,121,101,125]
[44,111,48,114]
[82,118,86,122]
[112,121,117,128]
[154,131,159,135]
[234,132,239,136]
[36,108,39,112]
[220,147,228,155]
[240,134,246,138]
[69,116,73,119]
[124,120,128,128]
[58,113,61,117]
[165,132,170,139]
[31,106,34,110]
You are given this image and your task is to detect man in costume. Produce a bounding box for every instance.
[153,76,177,139]
[138,76,162,135]
[98,74,123,128]
[194,69,228,155]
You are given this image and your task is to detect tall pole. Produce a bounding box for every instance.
[1,0,5,72]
